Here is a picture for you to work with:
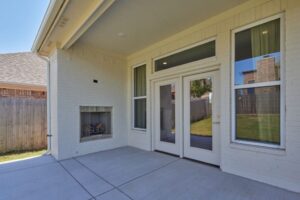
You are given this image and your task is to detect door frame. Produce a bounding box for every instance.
[150,64,221,161]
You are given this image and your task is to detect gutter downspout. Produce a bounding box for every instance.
[38,55,51,154]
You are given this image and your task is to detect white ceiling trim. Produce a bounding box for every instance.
[32,0,116,56]
[62,0,115,49]
[32,0,68,53]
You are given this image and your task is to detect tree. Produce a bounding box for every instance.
[190,79,211,98]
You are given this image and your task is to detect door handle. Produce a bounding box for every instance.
[213,121,220,124]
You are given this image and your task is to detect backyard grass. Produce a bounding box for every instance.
[236,114,280,144]
[191,117,212,136]
[190,114,280,144]
[0,149,46,163]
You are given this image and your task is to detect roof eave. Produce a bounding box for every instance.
[31,0,67,53]
[32,0,116,57]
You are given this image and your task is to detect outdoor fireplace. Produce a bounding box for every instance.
[80,106,112,142]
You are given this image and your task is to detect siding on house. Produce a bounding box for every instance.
[47,0,300,192]
[127,0,300,192]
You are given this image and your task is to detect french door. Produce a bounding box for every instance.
[154,78,180,155]
[183,71,220,165]
[153,71,220,165]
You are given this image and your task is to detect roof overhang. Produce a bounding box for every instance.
[33,0,252,57]
[68,0,250,56]
[32,0,115,56]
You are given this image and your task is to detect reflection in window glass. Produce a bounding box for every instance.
[235,86,280,144]
[234,18,282,146]
[190,78,213,150]
[134,99,146,129]
[133,65,147,129]
[160,84,176,143]
[235,19,280,85]
[134,65,146,96]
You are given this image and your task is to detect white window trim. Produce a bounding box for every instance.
[132,63,147,131]
[152,37,217,74]
[231,13,285,149]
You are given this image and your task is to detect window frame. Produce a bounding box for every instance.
[132,63,147,131]
[231,14,285,149]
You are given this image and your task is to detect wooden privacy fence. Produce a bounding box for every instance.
[0,97,47,154]
[236,93,280,114]
[190,98,211,122]
[170,98,212,123]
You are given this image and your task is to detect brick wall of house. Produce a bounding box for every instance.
[0,88,46,99]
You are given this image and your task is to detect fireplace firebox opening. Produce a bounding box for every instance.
[80,106,112,142]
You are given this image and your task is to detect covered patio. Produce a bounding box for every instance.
[26,0,300,194]
[0,147,299,200]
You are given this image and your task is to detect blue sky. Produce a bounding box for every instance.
[235,52,280,85]
[0,0,49,54]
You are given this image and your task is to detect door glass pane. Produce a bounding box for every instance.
[190,78,212,150]
[160,84,175,143]
[235,86,280,144]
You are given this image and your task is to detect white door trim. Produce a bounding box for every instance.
[150,65,221,163]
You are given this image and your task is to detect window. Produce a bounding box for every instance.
[154,40,215,72]
[232,16,284,147]
[133,64,147,129]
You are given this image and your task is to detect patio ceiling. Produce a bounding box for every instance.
[78,0,249,56]
[33,0,249,57]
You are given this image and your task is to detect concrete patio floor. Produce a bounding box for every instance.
[0,147,299,200]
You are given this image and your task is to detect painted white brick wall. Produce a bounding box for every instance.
[48,0,299,192]
[221,0,300,193]
[127,0,300,192]
[50,42,128,160]
[49,51,59,159]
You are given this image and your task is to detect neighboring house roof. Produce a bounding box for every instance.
[0,52,47,90]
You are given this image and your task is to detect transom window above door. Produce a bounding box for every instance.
[154,40,216,72]
[232,15,284,148]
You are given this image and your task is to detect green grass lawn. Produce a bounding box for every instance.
[236,114,280,144]
[0,149,46,163]
[191,117,212,136]
[190,114,280,144]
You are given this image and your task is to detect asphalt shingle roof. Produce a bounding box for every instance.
[0,52,47,86]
